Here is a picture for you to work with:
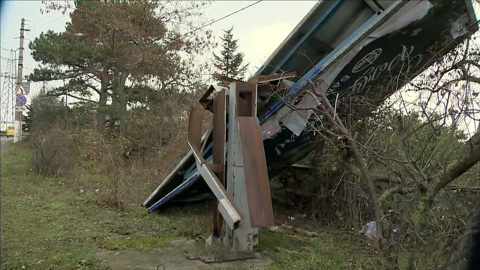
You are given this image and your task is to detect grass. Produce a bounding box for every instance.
[100,236,178,251]
[1,143,210,269]
[258,231,383,269]
[1,142,383,269]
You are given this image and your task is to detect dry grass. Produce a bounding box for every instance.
[1,142,387,270]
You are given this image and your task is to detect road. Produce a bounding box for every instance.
[1,136,14,155]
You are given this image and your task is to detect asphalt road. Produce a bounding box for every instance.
[1,136,14,155]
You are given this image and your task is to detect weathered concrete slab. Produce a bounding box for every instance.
[97,239,272,270]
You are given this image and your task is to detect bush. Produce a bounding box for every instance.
[27,89,200,209]
[30,124,77,176]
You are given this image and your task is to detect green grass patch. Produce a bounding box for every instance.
[259,230,383,270]
[1,142,384,269]
[258,230,309,252]
[101,236,177,251]
[0,143,210,269]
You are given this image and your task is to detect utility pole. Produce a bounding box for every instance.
[14,18,29,143]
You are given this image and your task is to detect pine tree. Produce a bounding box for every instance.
[30,0,213,135]
[213,27,249,81]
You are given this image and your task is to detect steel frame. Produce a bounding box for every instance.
[186,82,274,253]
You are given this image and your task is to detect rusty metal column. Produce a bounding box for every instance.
[212,90,226,237]
[224,82,274,252]
[225,82,252,251]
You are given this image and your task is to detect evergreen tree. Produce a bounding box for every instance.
[29,0,213,135]
[213,27,249,81]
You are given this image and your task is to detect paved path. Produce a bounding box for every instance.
[1,136,14,155]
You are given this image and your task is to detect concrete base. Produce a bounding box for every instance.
[197,251,262,264]
[98,239,272,270]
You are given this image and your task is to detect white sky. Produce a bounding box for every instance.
[1,1,478,131]
[0,0,317,120]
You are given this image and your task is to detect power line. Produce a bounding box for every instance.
[32,14,68,31]
[33,10,61,25]
[173,0,263,41]
[24,31,37,70]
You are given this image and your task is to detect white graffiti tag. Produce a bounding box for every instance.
[274,133,297,156]
[351,45,423,95]
[352,48,382,73]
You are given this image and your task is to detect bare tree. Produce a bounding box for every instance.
[269,29,480,267]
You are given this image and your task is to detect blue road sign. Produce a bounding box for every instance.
[16,95,27,106]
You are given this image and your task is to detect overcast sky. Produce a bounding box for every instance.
[0,0,317,119]
[2,1,478,128]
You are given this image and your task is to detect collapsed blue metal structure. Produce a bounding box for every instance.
[143,0,478,212]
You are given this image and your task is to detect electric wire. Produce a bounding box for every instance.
[172,0,263,41]
[31,13,68,31]
[24,31,37,70]
[33,10,61,25]
[29,9,63,29]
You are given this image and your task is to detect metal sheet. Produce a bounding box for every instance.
[212,90,226,180]
[144,0,478,212]
[235,83,253,117]
[247,71,297,84]
[199,85,215,112]
[195,160,242,231]
[188,105,242,231]
[238,116,274,227]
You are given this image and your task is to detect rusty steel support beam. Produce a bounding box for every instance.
[237,116,274,227]
[212,90,226,237]
[224,82,274,252]
[187,107,242,231]
[188,82,274,253]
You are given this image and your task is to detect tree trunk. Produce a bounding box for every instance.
[419,133,480,212]
[110,74,119,127]
[97,69,109,132]
[117,72,129,137]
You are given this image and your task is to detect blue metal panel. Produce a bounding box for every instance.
[254,65,264,76]
[259,13,379,123]
[150,11,382,211]
[144,0,479,211]
[182,138,214,179]
[271,0,342,73]
[183,155,212,180]
[148,173,200,212]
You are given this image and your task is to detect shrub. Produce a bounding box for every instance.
[30,124,76,176]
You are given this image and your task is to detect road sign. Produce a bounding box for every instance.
[16,95,27,106]
[15,84,27,95]
[22,81,30,94]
